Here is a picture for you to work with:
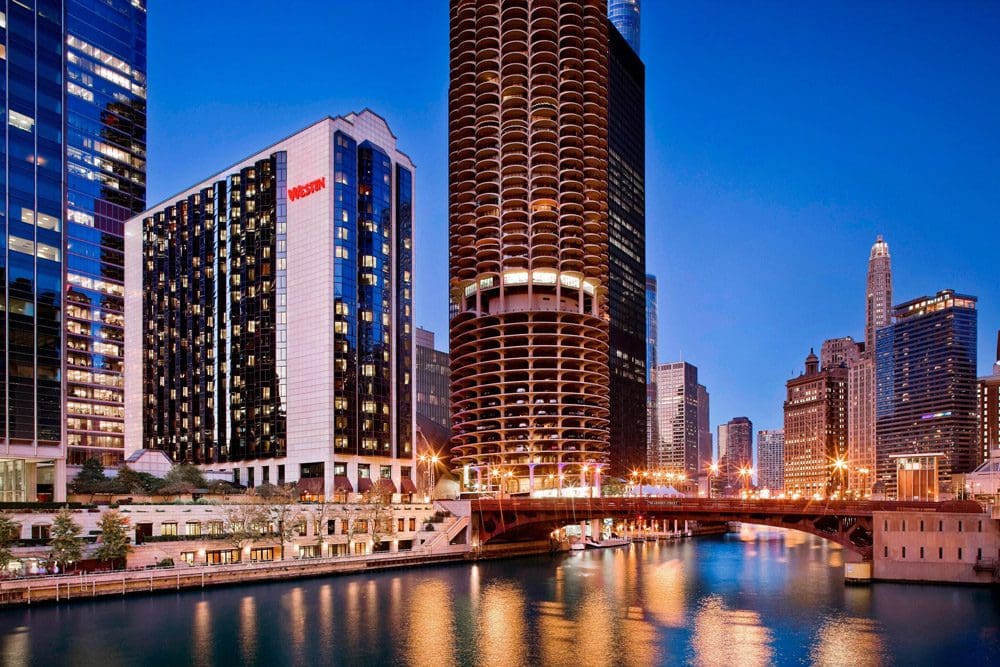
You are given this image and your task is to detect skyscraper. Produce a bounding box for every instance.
[757,428,785,493]
[607,0,640,54]
[415,328,451,431]
[977,331,1000,465]
[0,0,146,501]
[125,111,416,496]
[652,362,698,477]
[865,235,892,353]
[697,383,712,475]
[645,274,657,464]
[785,350,848,498]
[448,1,611,495]
[876,290,978,498]
[606,12,647,475]
[848,235,892,495]
[718,417,753,495]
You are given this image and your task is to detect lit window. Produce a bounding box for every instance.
[8,110,34,132]
[9,236,35,256]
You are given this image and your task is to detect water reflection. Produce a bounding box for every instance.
[811,615,886,667]
[191,601,212,667]
[239,596,257,664]
[478,581,527,666]
[406,579,457,667]
[692,596,774,667]
[1,531,998,666]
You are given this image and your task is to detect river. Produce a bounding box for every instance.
[1,526,998,666]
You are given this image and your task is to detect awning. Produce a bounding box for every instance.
[357,477,373,493]
[333,475,353,492]
[376,478,397,494]
[297,478,324,496]
[400,478,418,494]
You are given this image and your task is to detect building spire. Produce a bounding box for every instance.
[865,235,893,354]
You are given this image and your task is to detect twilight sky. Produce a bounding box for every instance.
[147,1,999,441]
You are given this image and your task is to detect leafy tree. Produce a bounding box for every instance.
[601,478,627,497]
[48,507,84,570]
[94,510,131,567]
[164,464,207,489]
[72,458,107,493]
[0,513,20,573]
[113,465,165,495]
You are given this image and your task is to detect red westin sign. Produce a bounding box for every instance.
[288,176,326,202]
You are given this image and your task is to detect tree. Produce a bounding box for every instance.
[0,513,19,573]
[94,510,131,567]
[72,458,107,493]
[309,499,333,551]
[223,497,267,552]
[254,484,301,560]
[164,464,207,489]
[363,480,397,550]
[49,507,84,571]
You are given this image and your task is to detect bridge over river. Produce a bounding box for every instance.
[468,497,985,560]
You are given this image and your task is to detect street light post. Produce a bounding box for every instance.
[708,462,719,499]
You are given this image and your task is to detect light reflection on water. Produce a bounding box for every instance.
[0,527,998,666]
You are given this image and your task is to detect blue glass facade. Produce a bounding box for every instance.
[608,0,640,54]
[394,165,413,458]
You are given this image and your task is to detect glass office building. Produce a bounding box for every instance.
[0,0,145,501]
[608,0,640,54]
[876,290,978,498]
[125,111,416,497]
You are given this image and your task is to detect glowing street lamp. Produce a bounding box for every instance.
[708,462,719,499]
[833,457,848,498]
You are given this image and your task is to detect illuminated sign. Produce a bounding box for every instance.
[288,176,326,202]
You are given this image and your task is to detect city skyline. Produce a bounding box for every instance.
[145,2,999,438]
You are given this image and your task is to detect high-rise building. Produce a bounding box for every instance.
[821,336,861,370]
[608,0,640,54]
[645,274,657,461]
[876,290,978,497]
[978,332,1000,466]
[848,235,892,496]
[125,111,416,497]
[697,383,712,475]
[415,328,450,431]
[865,235,892,353]
[784,350,848,498]
[651,362,698,477]
[757,428,785,493]
[606,14,647,475]
[718,416,752,495]
[0,0,146,501]
[448,1,611,495]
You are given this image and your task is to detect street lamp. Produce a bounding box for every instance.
[708,462,719,499]
[833,457,848,499]
[738,465,753,496]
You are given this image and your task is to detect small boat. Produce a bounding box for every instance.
[570,539,586,551]
[585,537,631,549]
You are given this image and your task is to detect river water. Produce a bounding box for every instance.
[1,526,998,666]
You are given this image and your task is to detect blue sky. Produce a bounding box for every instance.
[148,1,999,440]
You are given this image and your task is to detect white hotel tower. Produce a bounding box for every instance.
[124,111,417,498]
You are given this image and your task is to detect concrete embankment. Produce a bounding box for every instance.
[0,545,471,607]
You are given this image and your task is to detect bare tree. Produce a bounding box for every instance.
[253,483,301,560]
[363,479,397,551]
[309,498,333,552]
[223,496,267,553]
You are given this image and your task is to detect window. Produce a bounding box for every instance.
[355,520,369,533]
[919,520,924,532]
[959,521,963,533]
[398,518,405,532]
[901,547,906,559]
[977,548,982,561]
[8,110,34,132]
[185,522,201,537]
[883,546,888,558]
[180,552,196,565]
[358,464,371,479]
[161,522,178,537]
[883,520,888,532]
[979,521,983,533]
[32,525,51,541]
[409,518,416,532]
[206,549,240,565]
[250,547,274,562]
[920,547,924,559]
[939,547,943,559]
[958,548,963,561]
[938,520,943,532]
[902,520,906,532]
[208,521,224,536]
[299,545,320,559]
[380,465,392,479]
[327,519,336,536]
